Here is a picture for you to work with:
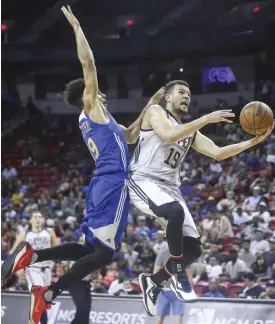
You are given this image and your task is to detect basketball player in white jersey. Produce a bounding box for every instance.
[128,80,273,316]
[10,211,57,324]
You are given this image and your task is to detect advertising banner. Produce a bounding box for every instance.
[1,293,275,324]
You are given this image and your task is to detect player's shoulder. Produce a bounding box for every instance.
[79,110,87,122]
[146,104,167,119]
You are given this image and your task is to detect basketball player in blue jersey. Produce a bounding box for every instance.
[1,6,165,324]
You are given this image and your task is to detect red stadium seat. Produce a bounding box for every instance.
[228,283,244,297]
[269,220,275,230]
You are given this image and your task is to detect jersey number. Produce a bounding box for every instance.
[164,148,181,169]
[88,138,99,160]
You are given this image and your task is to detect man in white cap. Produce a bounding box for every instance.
[242,186,262,212]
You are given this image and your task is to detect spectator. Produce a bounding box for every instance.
[202,277,228,297]
[108,273,126,296]
[250,229,270,255]
[124,224,138,245]
[135,215,150,238]
[242,186,262,212]
[259,279,275,299]
[202,211,214,232]
[210,160,223,173]
[263,238,275,267]
[251,256,272,282]
[252,201,271,224]
[202,278,225,298]
[5,204,17,221]
[225,249,247,282]
[217,191,236,212]
[2,161,17,180]
[206,243,223,263]
[238,272,264,299]
[215,212,234,238]
[153,230,168,255]
[92,277,108,294]
[206,256,223,279]
[232,207,251,226]
[124,244,139,268]
[239,240,257,266]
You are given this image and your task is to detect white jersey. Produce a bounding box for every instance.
[25,228,52,268]
[129,108,196,187]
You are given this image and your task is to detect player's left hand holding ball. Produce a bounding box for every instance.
[61,5,80,27]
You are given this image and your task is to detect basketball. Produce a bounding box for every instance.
[239,101,273,135]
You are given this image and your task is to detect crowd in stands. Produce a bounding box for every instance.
[2,108,275,300]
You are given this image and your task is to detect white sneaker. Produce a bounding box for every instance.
[138,273,162,316]
[170,269,197,302]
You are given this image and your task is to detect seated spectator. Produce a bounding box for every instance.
[202,278,225,298]
[135,215,150,238]
[92,276,108,294]
[263,238,275,267]
[202,277,228,297]
[259,279,275,299]
[251,256,272,282]
[239,239,256,266]
[250,229,270,255]
[153,230,168,255]
[215,212,234,238]
[108,272,126,296]
[202,211,214,233]
[2,161,17,180]
[225,249,247,282]
[124,244,139,268]
[210,160,223,173]
[238,272,264,299]
[205,242,223,263]
[123,224,138,245]
[217,191,236,212]
[206,256,223,279]
[252,201,271,224]
[232,207,251,226]
[242,186,262,212]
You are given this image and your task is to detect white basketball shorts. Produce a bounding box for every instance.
[128,176,199,238]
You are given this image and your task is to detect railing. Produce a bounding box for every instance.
[1,292,275,324]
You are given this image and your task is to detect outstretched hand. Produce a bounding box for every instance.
[150,86,165,105]
[254,121,274,144]
[61,5,80,27]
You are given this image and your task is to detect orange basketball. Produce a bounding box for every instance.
[239,101,273,135]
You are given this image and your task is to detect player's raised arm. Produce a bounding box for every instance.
[192,124,274,161]
[120,87,165,144]
[146,108,235,144]
[61,6,98,112]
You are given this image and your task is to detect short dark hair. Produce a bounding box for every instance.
[63,78,85,108]
[164,80,189,94]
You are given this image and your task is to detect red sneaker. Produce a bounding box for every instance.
[1,241,34,279]
[29,286,53,324]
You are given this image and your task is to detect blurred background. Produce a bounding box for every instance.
[1,0,275,301]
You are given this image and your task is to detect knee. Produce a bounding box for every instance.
[165,201,185,223]
[183,237,202,263]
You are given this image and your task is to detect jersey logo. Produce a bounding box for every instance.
[80,121,91,136]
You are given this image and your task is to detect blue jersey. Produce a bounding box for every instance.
[78,110,130,251]
[79,110,129,177]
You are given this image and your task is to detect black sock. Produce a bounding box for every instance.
[45,242,113,300]
[151,268,171,286]
[34,243,94,263]
[40,311,48,324]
